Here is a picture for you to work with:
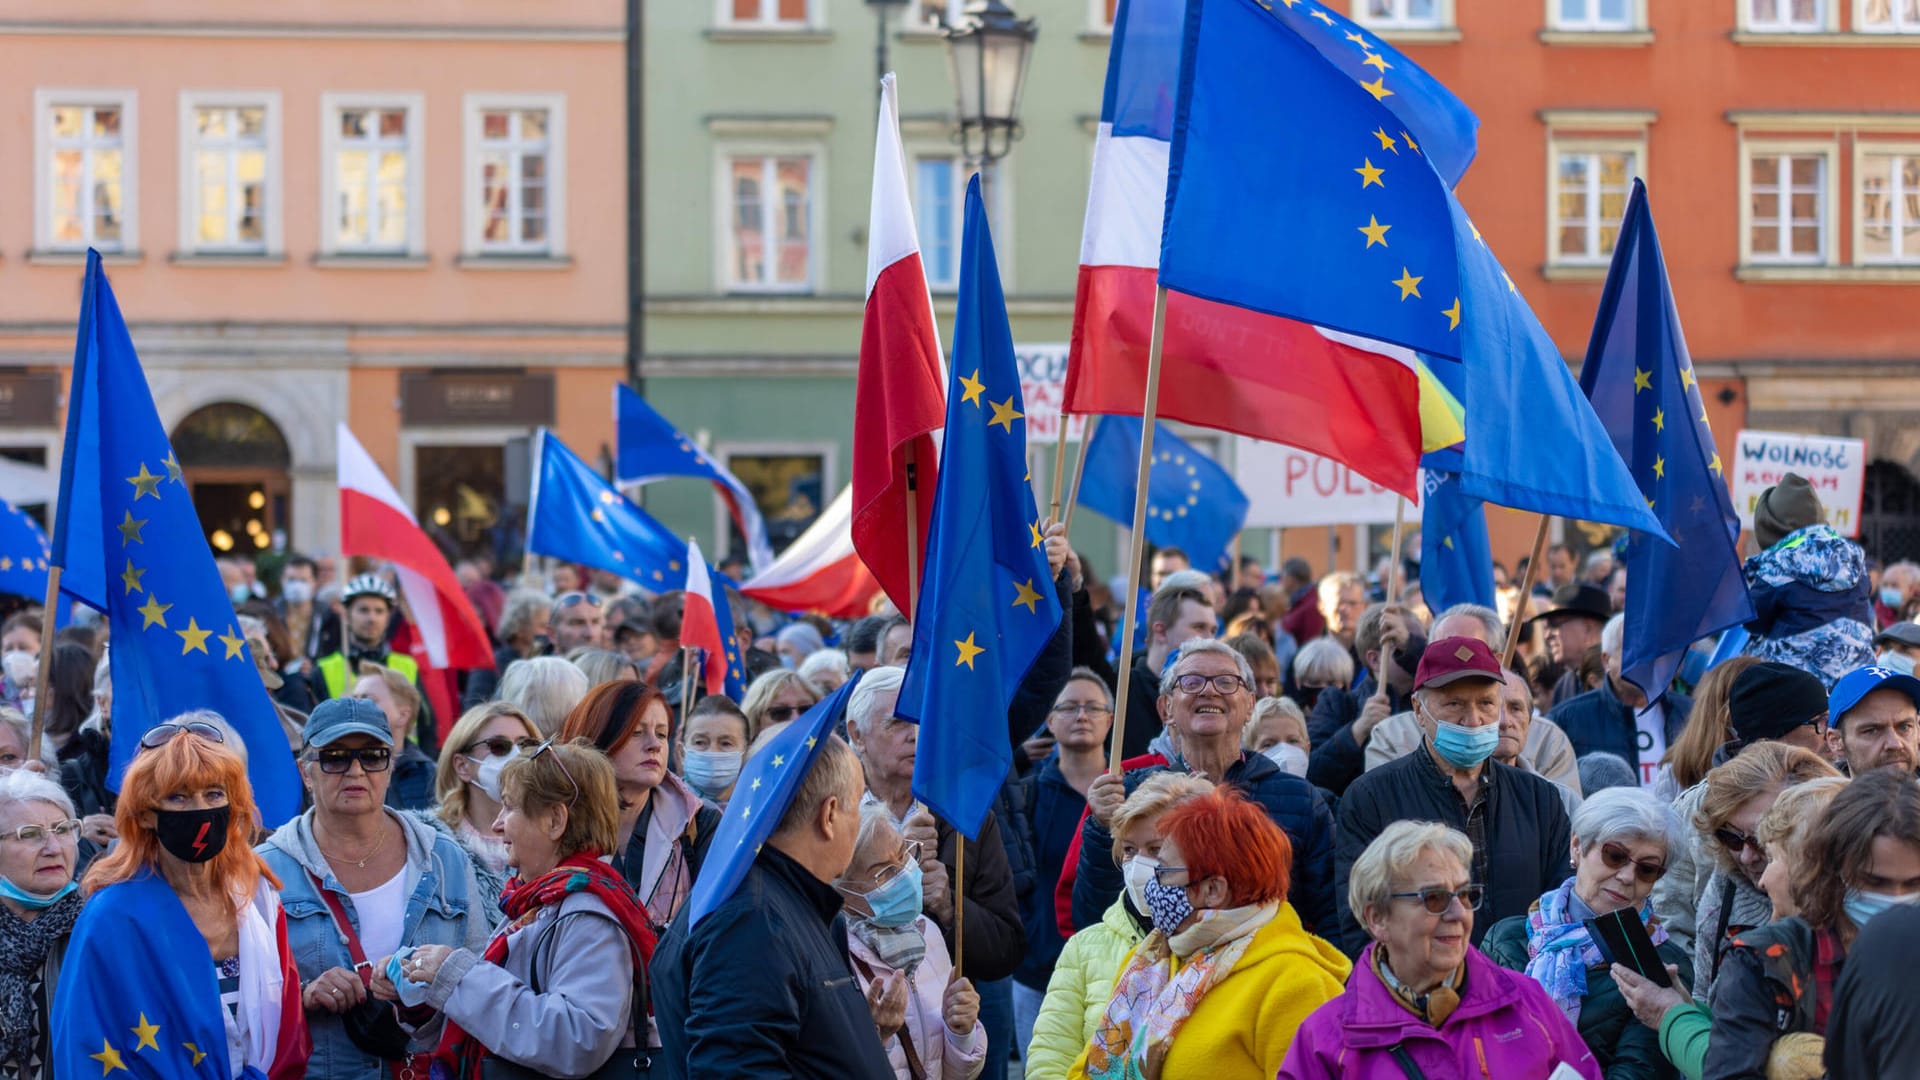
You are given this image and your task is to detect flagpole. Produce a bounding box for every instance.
[1106,287,1170,775]
[27,567,60,753]
[1502,516,1553,671]
[1061,415,1097,541]
[679,645,697,724]
[1048,413,1072,521]
[904,443,922,615]
[1384,497,1406,604]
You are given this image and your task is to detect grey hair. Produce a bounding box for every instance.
[1601,612,1625,659]
[1156,569,1214,596]
[1162,638,1256,692]
[1571,785,1670,853]
[798,648,849,683]
[1292,637,1355,689]
[496,589,552,645]
[567,648,639,687]
[498,656,591,737]
[847,665,906,738]
[0,768,74,820]
[0,707,56,770]
[838,801,903,887]
[1348,820,1474,929]
[1433,603,1507,654]
[170,709,249,766]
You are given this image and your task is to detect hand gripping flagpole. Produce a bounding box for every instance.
[1106,287,1170,776]
[1503,516,1554,671]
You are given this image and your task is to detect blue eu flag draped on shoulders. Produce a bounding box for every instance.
[51,253,299,825]
[896,177,1064,840]
[528,428,688,589]
[1580,180,1753,701]
[1077,417,1249,574]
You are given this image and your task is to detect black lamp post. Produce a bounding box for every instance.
[867,0,910,98]
[943,0,1038,171]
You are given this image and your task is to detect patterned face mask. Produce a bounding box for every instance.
[1142,876,1196,936]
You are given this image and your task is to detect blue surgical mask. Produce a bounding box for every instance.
[385,947,432,1007]
[1432,719,1500,769]
[0,877,75,910]
[1844,887,1920,928]
[1142,876,1196,936]
[1881,587,1906,610]
[230,583,254,605]
[1879,651,1918,678]
[681,749,743,797]
[861,858,925,928]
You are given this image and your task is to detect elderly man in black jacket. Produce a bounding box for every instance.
[1306,602,1421,796]
[1335,636,1572,957]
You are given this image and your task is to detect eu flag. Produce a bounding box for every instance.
[1580,180,1753,700]
[895,177,1065,839]
[614,384,774,574]
[1158,0,1660,535]
[51,253,300,825]
[1419,462,1495,614]
[0,501,53,601]
[687,671,863,927]
[1078,417,1248,574]
[528,428,687,590]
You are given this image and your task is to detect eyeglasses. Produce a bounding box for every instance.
[463,736,541,759]
[1,820,79,845]
[555,592,601,610]
[139,721,226,751]
[873,840,923,890]
[529,738,581,807]
[1150,864,1193,887]
[313,747,393,774]
[1389,885,1485,914]
[1169,673,1251,696]
[1599,842,1668,884]
[1049,702,1114,718]
[1715,826,1760,856]
[764,705,803,725]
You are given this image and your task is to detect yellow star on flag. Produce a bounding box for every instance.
[772,754,785,768]
[1372,127,1398,153]
[954,631,984,670]
[1310,8,1335,23]
[0,558,11,572]
[1392,268,1423,300]
[1680,366,1697,390]
[1355,158,1385,188]
[751,777,762,791]
[1443,297,1462,331]
[987,396,1023,432]
[1028,520,1044,548]
[1403,131,1420,154]
[1652,455,1666,480]
[740,805,751,820]
[1360,77,1393,101]
[121,559,145,595]
[591,509,607,523]
[218,626,247,660]
[958,369,985,407]
[598,490,617,505]
[1011,579,1043,614]
[90,1039,126,1074]
[1358,215,1391,248]
[162,452,183,484]
[1709,453,1723,475]
[1651,408,1665,432]
[117,510,148,546]
[132,1014,160,1053]
[137,594,171,630]
[1361,51,1391,72]
[177,617,212,655]
[127,463,163,501]
[1633,368,1652,393]
[1442,536,1455,549]
[184,1044,206,1067]
[806,736,817,749]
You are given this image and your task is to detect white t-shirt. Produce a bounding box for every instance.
[348,868,410,964]
[1634,703,1668,789]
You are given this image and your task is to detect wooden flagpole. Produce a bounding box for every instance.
[1061,415,1097,538]
[679,645,697,720]
[1048,413,1073,521]
[26,568,61,753]
[1106,287,1171,775]
[1502,516,1553,671]
[1384,497,1407,605]
[904,443,922,614]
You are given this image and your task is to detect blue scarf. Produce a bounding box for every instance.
[1523,878,1667,1023]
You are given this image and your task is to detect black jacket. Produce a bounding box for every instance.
[1306,673,1409,797]
[1705,916,1841,1080]
[932,802,1028,982]
[1011,753,1085,991]
[56,728,114,819]
[460,642,524,711]
[649,845,894,1080]
[1069,587,1116,688]
[1334,744,1571,956]
[1071,750,1339,940]
[1548,679,1693,783]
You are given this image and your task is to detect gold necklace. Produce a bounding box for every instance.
[317,819,391,870]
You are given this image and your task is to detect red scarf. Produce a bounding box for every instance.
[433,853,657,1079]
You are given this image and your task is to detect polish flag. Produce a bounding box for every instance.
[741,485,881,620]
[679,538,727,696]
[852,72,945,619]
[336,424,493,670]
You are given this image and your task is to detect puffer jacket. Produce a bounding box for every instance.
[1025,896,1146,1080]
[1704,916,1843,1080]
[1739,524,1874,687]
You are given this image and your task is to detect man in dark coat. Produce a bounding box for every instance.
[1549,613,1692,788]
[1306,602,1419,796]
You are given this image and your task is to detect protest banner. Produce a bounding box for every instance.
[1731,429,1867,537]
[1015,343,1086,444]
[1235,437,1405,529]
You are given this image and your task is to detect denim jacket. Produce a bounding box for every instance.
[258,808,492,1080]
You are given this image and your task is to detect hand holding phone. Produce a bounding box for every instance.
[1585,908,1672,988]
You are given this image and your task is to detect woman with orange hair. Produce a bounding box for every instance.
[1072,786,1350,1080]
[51,719,309,1080]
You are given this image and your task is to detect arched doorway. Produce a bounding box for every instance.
[1862,460,1920,565]
[169,403,292,554]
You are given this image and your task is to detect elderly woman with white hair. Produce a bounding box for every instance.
[497,656,590,736]
[0,769,86,1079]
[1290,637,1353,716]
[798,648,850,696]
[1484,787,1693,1080]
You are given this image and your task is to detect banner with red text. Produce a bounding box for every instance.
[1235,438,1405,528]
[1016,343,1086,444]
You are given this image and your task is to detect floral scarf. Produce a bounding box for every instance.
[1083,902,1276,1080]
[1524,878,1667,1023]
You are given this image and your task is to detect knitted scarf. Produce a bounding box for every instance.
[433,854,657,1080]
[0,891,82,1068]
[1523,878,1668,1023]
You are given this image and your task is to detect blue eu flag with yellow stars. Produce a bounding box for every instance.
[1158,0,1661,536]
[1078,417,1248,574]
[0,501,54,600]
[896,176,1065,840]
[1580,180,1753,701]
[1419,456,1495,614]
[528,428,688,590]
[51,252,300,825]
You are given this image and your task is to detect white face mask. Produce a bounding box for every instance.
[282,580,315,605]
[1877,650,1917,678]
[1262,742,1309,777]
[1,651,35,686]
[1123,855,1158,915]
[470,746,520,802]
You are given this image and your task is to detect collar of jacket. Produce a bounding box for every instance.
[1339,942,1520,1048]
[758,843,845,926]
[1411,738,1493,801]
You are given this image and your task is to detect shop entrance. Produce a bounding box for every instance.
[170,402,292,554]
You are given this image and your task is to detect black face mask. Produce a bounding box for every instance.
[1392,634,1431,678]
[155,806,231,864]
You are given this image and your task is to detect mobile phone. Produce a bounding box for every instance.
[1584,908,1673,988]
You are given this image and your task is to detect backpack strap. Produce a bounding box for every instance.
[1388,1043,1428,1080]
[848,952,927,1080]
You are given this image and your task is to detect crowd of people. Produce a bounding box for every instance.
[2,470,1919,1079]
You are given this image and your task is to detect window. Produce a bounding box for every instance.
[1356,0,1445,29]
[1746,152,1829,263]
[320,93,425,257]
[180,93,280,256]
[1090,0,1120,28]
[721,447,832,556]
[912,154,1007,290]
[1859,150,1920,263]
[903,0,961,30]
[1554,0,1633,29]
[1859,0,1920,31]
[35,91,136,253]
[723,153,816,291]
[723,0,812,26]
[1745,0,1824,31]
[1552,146,1637,264]
[464,95,567,258]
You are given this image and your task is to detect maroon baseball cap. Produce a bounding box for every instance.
[1414,636,1505,691]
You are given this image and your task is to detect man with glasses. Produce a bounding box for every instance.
[1073,638,1338,941]
[1335,637,1573,957]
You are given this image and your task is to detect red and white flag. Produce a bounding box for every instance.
[336,423,493,670]
[852,72,946,620]
[741,484,881,619]
[679,537,727,696]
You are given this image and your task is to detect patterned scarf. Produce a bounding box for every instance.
[1523,878,1667,1023]
[434,853,657,1079]
[0,891,82,1068]
[1083,902,1276,1080]
[1373,944,1463,1027]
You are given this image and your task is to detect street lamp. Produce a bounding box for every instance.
[866,0,910,95]
[944,0,1038,167]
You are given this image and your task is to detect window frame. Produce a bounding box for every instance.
[177,90,283,258]
[1853,139,1920,266]
[1088,0,1119,31]
[33,88,139,255]
[317,91,427,259]
[1545,132,1648,267]
[1739,0,1833,33]
[1548,0,1643,31]
[462,93,568,260]
[713,440,840,561]
[1738,139,1838,267]
[711,140,826,295]
[715,0,819,29]
[1855,0,1920,32]
[905,146,1015,293]
[1351,0,1454,31]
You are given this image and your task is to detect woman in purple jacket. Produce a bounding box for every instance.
[1281,821,1600,1079]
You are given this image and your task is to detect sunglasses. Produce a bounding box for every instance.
[1,819,80,845]
[1598,842,1668,884]
[463,736,541,759]
[528,738,581,807]
[313,747,393,774]
[764,705,803,724]
[1715,826,1762,856]
[139,721,225,751]
[1390,885,1486,914]
[555,591,602,610]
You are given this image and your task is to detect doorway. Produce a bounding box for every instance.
[170,403,292,554]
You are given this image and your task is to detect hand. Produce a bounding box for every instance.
[943,975,980,1036]
[1064,545,1084,593]
[403,944,455,987]
[1021,734,1056,764]
[865,970,909,1043]
[1043,520,1070,580]
[1087,771,1127,829]
[368,956,399,1002]
[1377,607,1410,654]
[1353,689,1394,746]
[79,814,117,845]
[302,966,367,1014]
[902,809,939,859]
[921,855,953,923]
[1610,963,1689,1031]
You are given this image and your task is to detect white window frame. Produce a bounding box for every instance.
[1352,0,1452,30]
[1740,0,1830,32]
[1546,133,1647,266]
[714,440,839,560]
[462,93,567,259]
[33,89,138,255]
[716,0,820,28]
[1087,0,1118,30]
[1738,140,1837,266]
[1549,0,1640,31]
[902,0,961,31]
[177,91,282,257]
[318,92,427,258]
[1856,0,1920,32]
[906,147,1015,293]
[1853,140,1920,265]
[712,141,826,294]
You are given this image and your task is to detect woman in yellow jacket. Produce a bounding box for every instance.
[1026,774,1211,1078]
[1070,786,1350,1080]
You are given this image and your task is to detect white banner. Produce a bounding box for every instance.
[1731,429,1867,538]
[1014,343,1087,443]
[1235,438,1405,528]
